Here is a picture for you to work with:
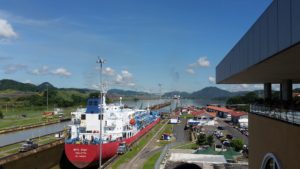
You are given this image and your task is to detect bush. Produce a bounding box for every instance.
[231,139,244,152]
[206,135,214,146]
[196,133,207,146]
[0,110,3,119]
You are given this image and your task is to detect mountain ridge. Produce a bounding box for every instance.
[0,79,254,99]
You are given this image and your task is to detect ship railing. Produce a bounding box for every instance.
[250,104,300,125]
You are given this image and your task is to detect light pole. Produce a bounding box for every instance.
[46,84,49,111]
[96,57,105,169]
[158,83,162,101]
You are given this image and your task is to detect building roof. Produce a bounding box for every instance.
[206,106,247,117]
[206,106,233,113]
[169,153,227,164]
[230,111,248,117]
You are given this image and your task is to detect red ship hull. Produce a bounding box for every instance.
[65,118,160,168]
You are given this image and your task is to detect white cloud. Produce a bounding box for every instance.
[51,68,71,77]
[186,68,195,74]
[186,56,210,75]
[24,79,32,84]
[115,74,123,83]
[30,65,49,75]
[253,84,263,90]
[0,10,63,27]
[221,84,265,92]
[208,76,216,83]
[102,67,115,76]
[121,70,133,79]
[0,18,17,39]
[127,82,136,87]
[113,69,135,87]
[188,63,197,68]
[241,84,249,88]
[272,84,280,91]
[3,64,27,74]
[197,57,210,67]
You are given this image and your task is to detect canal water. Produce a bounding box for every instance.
[0,121,71,147]
[0,99,224,147]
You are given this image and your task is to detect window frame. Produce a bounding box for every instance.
[261,153,282,169]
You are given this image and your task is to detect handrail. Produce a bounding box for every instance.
[155,144,170,169]
[250,104,300,125]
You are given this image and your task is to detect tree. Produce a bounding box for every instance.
[0,110,3,119]
[89,92,100,98]
[231,139,244,152]
[206,135,214,146]
[196,133,207,146]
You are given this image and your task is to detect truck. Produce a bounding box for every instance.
[117,142,128,155]
[19,139,38,152]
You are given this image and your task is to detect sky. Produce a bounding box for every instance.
[0,0,273,93]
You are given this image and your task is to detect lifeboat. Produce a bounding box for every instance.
[130,119,136,125]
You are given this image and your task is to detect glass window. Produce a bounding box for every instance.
[261,153,281,169]
[265,158,275,169]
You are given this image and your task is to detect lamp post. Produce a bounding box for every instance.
[96,57,105,169]
[46,84,49,111]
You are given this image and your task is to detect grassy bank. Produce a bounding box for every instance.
[142,151,161,169]
[0,106,76,131]
[175,142,198,149]
[156,123,174,146]
[111,121,166,169]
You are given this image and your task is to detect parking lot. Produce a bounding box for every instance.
[199,120,248,146]
[217,120,248,145]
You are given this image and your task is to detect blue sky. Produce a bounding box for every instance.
[0,0,272,92]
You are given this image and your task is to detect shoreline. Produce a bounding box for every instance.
[0,118,71,135]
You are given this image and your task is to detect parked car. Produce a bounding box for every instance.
[19,139,38,152]
[222,140,231,147]
[215,144,223,149]
[216,132,224,139]
[217,126,225,130]
[226,134,233,139]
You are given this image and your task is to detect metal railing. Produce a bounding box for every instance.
[250,105,300,125]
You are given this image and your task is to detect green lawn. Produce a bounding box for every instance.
[175,142,198,149]
[156,124,174,146]
[142,151,161,169]
[195,147,241,160]
[0,106,76,131]
[111,121,166,169]
[180,114,194,119]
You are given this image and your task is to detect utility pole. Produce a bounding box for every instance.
[46,84,49,111]
[158,83,162,101]
[96,57,105,169]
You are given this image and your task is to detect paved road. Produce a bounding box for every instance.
[173,118,190,143]
[118,118,190,169]
[117,120,168,169]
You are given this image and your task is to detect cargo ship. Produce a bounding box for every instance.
[65,95,160,168]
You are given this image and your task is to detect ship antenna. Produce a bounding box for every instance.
[96,57,105,169]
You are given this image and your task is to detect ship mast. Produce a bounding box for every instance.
[96,57,105,169]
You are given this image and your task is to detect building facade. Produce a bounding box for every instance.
[216,0,300,168]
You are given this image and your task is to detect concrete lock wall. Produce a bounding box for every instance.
[216,0,300,83]
[0,143,64,169]
[249,113,300,169]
